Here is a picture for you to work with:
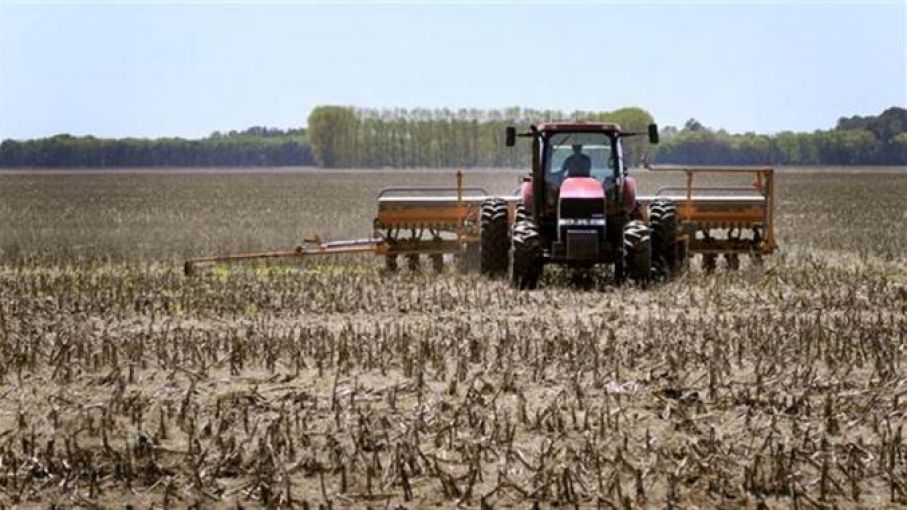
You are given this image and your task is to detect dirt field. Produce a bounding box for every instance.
[0,167,905,508]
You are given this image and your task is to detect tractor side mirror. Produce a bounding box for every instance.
[647,123,659,145]
[505,126,516,147]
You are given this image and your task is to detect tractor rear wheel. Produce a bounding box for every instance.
[649,198,680,277]
[480,198,510,277]
[511,218,543,290]
[623,220,652,283]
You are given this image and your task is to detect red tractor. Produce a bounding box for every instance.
[479,121,673,289]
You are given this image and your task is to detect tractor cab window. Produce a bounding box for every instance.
[543,133,614,206]
[545,132,613,184]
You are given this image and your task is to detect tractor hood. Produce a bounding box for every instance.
[560,177,605,200]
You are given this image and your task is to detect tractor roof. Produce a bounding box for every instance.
[538,121,621,133]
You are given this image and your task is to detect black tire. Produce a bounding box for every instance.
[725,253,740,270]
[514,203,529,223]
[623,220,652,283]
[511,218,543,290]
[649,198,680,277]
[480,198,510,277]
[609,214,627,285]
[702,254,717,273]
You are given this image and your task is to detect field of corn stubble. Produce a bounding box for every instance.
[0,167,905,508]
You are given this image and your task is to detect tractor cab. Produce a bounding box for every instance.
[509,122,642,266]
[535,123,628,218]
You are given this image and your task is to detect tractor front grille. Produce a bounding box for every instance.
[565,230,599,259]
[560,198,606,218]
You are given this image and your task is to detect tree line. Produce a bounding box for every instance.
[306,106,655,169]
[306,106,905,168]
[656,107,907,166]
[0,127,313,168]
[1,107,903,168]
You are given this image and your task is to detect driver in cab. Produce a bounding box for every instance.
[561,144,592,178]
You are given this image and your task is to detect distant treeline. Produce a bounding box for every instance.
[656,107,907,166]
[1,107,903,168]
[0,127,314,168]
[305,106,906,168]
[306,106,656,169]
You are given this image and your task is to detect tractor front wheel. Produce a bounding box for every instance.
[623,220,652,283]
[480,198,510,277]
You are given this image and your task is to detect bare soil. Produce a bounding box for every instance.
[0,168,904,508]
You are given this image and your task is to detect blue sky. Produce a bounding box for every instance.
[0,1,904,139]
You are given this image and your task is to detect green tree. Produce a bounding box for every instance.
[307,106,358,167]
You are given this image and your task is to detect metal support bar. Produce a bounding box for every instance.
[184,238,387,275]
[377,185,489,199]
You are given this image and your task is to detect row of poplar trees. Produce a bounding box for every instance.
[306,106,656,169]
